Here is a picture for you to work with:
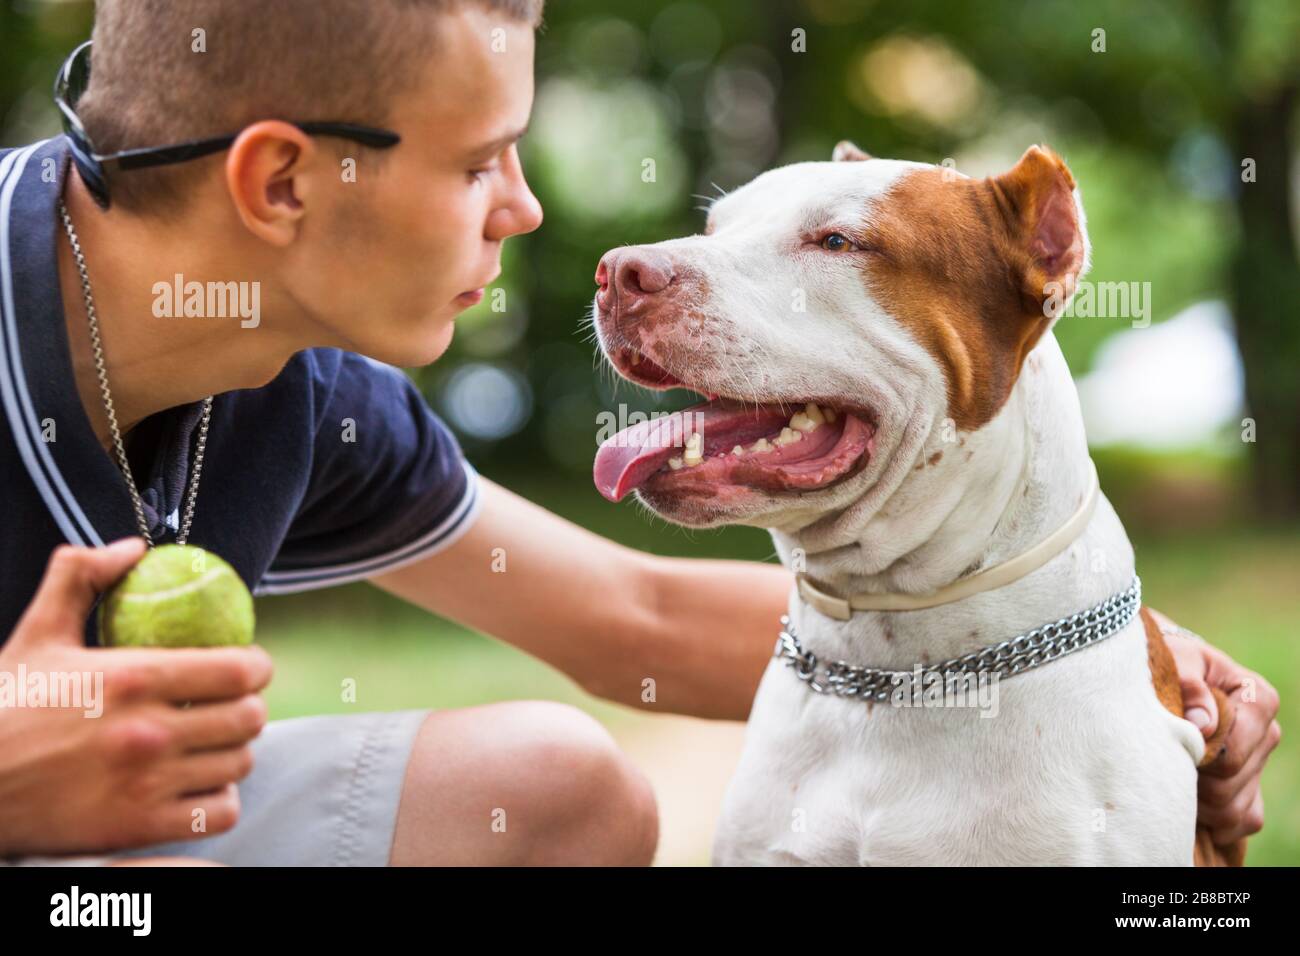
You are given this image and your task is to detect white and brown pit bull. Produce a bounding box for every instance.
[591,143,1244,866]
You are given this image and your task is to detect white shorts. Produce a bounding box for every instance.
[2,709,431,867]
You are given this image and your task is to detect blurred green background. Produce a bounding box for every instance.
[3,0,1297,865]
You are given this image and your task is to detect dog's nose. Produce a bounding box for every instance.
[616,249,675,295]
[596,248,676,312]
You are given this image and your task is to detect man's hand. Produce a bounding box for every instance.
[1152,608,1281,847]
[0,538,274,857]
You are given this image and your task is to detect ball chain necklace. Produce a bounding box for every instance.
[58,199,212,548]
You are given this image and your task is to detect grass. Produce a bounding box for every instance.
[1127,528,1299,867]
[255,471,1299,866]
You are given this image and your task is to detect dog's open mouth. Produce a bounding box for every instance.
[594,347,877,503]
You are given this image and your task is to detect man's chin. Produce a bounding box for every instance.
[346,316,455,369]
[402,322,456,367]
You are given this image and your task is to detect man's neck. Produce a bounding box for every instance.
[56,173,309,453]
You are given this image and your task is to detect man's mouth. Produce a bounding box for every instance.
[455,268,501,308]
[593,347,876,503]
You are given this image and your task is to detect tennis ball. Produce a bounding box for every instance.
[98,544,255,648]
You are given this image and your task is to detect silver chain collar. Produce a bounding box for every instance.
[775,577,1142,702]
[58,200,212,547]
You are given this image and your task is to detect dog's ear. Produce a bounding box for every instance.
[832,140,872,162]
[990,145,1086,319]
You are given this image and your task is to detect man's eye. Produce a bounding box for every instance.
[469,163,499,182]
[820,232,858,252]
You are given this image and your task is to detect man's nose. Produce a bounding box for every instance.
[487,186,543,240]
[595,248,677,312]
[486,147,544,240]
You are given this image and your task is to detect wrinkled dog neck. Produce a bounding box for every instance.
[773,334,1096,607]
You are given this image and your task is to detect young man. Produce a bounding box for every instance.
[0,0,1279,866]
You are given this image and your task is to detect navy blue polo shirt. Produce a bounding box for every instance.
[0,137,482,645]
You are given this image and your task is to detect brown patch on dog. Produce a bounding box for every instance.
[1142,607,1184,717]
[927,451,943,466]
[861,146,1085,431]
[1139,607,1248,867]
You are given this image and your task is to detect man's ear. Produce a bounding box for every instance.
[990,145,1086,318]
[832,140,871,162]
[224,120,314,247]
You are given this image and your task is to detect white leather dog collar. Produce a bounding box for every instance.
[796,461,1101,619]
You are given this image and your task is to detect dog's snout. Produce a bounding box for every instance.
[596,248,677,313]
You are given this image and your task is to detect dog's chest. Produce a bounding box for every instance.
[714,622,1202,866]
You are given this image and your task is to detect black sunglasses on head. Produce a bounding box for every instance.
[54,40,402,210]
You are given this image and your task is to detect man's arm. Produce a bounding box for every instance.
[369,476,789,720]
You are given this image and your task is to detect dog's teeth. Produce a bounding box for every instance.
[683,432,704,465]
[774,426,803,447]
[805,403,826,426]
[630,353,641,366]
[750,437,773,453]
[668,456,684,470]
[790,412,818,433]
[823,407,837,423]
[732,445,745,456]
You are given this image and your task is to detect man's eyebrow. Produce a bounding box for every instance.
[465,125,530,159]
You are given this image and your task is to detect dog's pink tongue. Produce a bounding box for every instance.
[593,415,681,503]
[594,401,785,502]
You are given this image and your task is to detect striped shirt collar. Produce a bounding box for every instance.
[0,136,204,547]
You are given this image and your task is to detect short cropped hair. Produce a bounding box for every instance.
[76,0,545,215]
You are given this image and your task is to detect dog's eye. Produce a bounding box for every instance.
[820,233,858,252]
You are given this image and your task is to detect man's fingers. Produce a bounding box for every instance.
[166,747,256,796]
[1179,675,1219,736]
[1204,787,1266,847]
[1166,633,1220,735]
[1199,716,1281,809]
[1198,718,1279,844]
[104,645,274,704]
[1199,690,1278,779]
[148,784,242,845]
[12,539,147,645]
[168,695,269,751]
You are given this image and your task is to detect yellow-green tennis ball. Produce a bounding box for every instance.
[98,544,255,648]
